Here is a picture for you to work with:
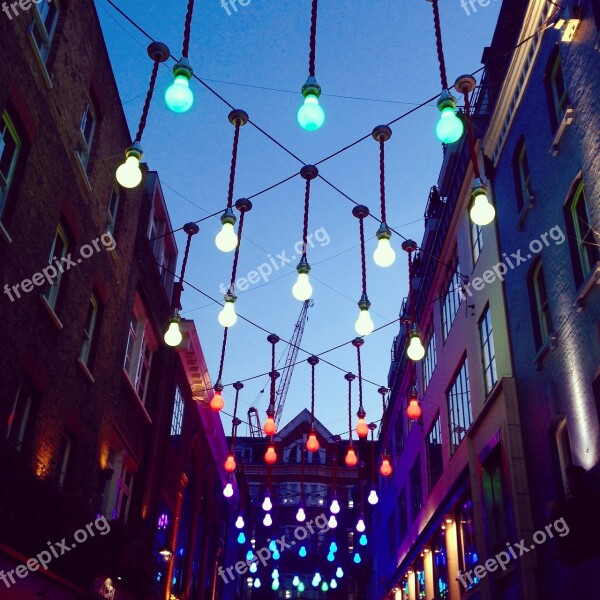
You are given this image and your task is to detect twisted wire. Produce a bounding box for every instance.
[379,136,387,223]
[135,59,160,142]
[462,88,481,178]
[217,327,229,382]
[229,211,246,290]
[301,178,311,259]
[308,0,318,77]
[359,217,367,296]
[356,345,364,411]
[182,0,195,58]
[227,121,241,209]
[431,0,449,90]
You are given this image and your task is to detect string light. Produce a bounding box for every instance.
[353,338,369,438]
[306,355,320,452]
[263,334,280,436]
[328,515,338,528]
[235,515,245,529]
[345,372,359,467]
[224,381,243,471]
[407,385,422,421]
[403,240,426,361]
[378,386,393,478]
[353,205,375,335]
[264,443,277,464]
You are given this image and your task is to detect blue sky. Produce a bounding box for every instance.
[96,0,502,437]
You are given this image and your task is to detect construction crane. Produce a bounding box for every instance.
[248,300,313,436]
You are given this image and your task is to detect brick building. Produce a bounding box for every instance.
[0,2,233,599]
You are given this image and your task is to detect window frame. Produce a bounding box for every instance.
[530,260,554,348]
[545,47,568,132]
[423,326,437,390]
[426,415,443,491]
[76,100,96,173]
[470,220,483,265]
[6,383,35,451]
[43,223,69,310]
[30,0,60,64]
[53,433,73,487]
[447,357,473,453]
[512,137,532,214]
[555,418,573,494]
[409,456,422,520]
[570,181,598,281]
[107,186,119,235]
[80,293,99,366]
[441,259,463,341]
[479,305,498,396]
[170,386,185,437]
[0,112,21,220]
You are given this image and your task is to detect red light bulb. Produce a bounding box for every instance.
[379,455,392,477]
[265,444,277,465]
[345,446,358,467]
[263,416,277,436]
[210,390,224,412]
[407,399,422,420]
[306,432,320,452]
[224,454,236,473]
[355,417,368,438]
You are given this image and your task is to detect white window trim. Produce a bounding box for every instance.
[0,112,21,221]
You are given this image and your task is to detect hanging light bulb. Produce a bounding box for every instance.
[330,541,338,553]
[298,77,325,131]
[314,571,322,584]
[271,579,280,591]
[407,386,422,421]
[249,562,258,574]
[223,482,233,497]
[373,223,396,267]
[224,454,236,473]
[235,515,245,529]
[306,430,320,452]
[116,143,144,189]
[236,531,246,544]
[328,515,338,529]
[368,489,379,505]
[296,506,306,522]
[407,324,426,361]
[262,495,273,512]
[359,533,368,546]
[269,540,277,552]
[263,414,277,436]
[246,550,254,561]
[331,579,338,589]
[327,551,335,562]
[345,444,358,467]
[380,454,393,477]
[299,545,307,558]
[164,313,183,347]
[272,548,280,560]
[321,582,329,592]
[263,513,272,527]
[272,568,280,580]
[336,567,344,578]
[355,294,374,336]
[298,582,306,592]
[330,498,340,514]
[355,410,369,438]
[435,90,464,144]
[356,516,366,532]
[210,384,224,412]
[292,256,313,301]
[353,552,362,564]
[215,208,238,253]
[293,575,300,587]
[218,291,238,328]
[264,444,277,465]
[165,60,194,113]
[470,178,495,226]
[253,576,261,588]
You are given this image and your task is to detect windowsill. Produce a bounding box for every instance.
[0,220,12,244]
[550,106,574,156]
[573,262,600,311]
[39,294,64,330]
[533,331,558,370]
[26,28,53,90]
[121,368,152,425]
[516,193,536,231]
[73,152,92,193]
[77,358,95,383]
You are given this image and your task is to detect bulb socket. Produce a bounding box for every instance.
[296,255,311,274]
[228,109,249,126]
[183,222,200,236]
[357,294,371,311]
[352,205,370,220]
[173,58,193,79]
[437,89,457,112]
[376,222,392,241]
[125,142,143,161]
[224,290,237,303]
[147,41,170,63]
[220,207,236,226]
[300,164,319,180]
[471,178,489,199]
[301,76,321,98]
[371,125,392,142]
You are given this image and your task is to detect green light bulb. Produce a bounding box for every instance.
[165,75,194,113]
[298,94,325,131]
[436,106,464,144]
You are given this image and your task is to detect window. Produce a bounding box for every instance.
[234,446,253,463]
[512,137,532,213]
[394,415,404,460]
[0,112,21,220]
[148,200,177,295]
[565,180,599,286]
[123,300,156,403]
[530,260,554,348]
[170,386,184,436]
[471,221,483,265]
[447,357,472,453]
[305,483,327,506]
[556,419,573,493]
[43,224,69,310]
[545,47,568,131]
[409,456,422,520]
[30,0,60,64]
[6,383,35,451]
[80,293,99,366]
[397,488,408,542]
[76,101,96,173]
[423,327,437,390]
[101,450,135,523]
[426,416,443,491]
[279,483,300,505]
[479,306,497,395]
[482,445,510,551]
[248,483,260,504]
[441,260,463,340]
[284,442,301,464]
[53,433,73,487]
[107,187,119,235]
[432,530,449,597]
[457,498,479,589]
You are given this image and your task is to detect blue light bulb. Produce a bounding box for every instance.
[237,532,246,544]
[299,545,307,558]
[359,534,368,546]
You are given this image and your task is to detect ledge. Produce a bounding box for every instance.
[573,262,600,311]
[550,106,574,156]
[26,27,53,90]
[0,220,12,244]
[39,294,63,330]
[73,151,92,193]
[121,368,152,425]
[77,358,95,383]
[533,331,558,370]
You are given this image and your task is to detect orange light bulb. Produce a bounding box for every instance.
[210,391,224,412]
[379,456,392,477]
[355,417,368,438]
[265,445,277,465]
[224,454,237,473]
[407,399,422,420]
[263,416,277,436]
[345,446,358,467]
[306,432,320,452]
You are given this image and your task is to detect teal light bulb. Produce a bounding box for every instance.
[359,533,367,546]
[297,94,325,131]
[271,579,280,591]
[298,582,306,592]
[273,549,280,561]
[435,106,464,144]
[237,532,246,544]
[353,552,362,564]
[165,75,194,113]
[321,582,329,591]
[327,552,335,562]
[299,545,307,558]
[246,550,253,561]
[330,542,338,553]
[269,540,277,552]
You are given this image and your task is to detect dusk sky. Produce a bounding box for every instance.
[96,0,502,437]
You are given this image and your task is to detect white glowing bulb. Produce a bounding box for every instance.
[355,308,374,336]
[263,513,272,527]
[373,238,396,267]
[235,515,245,529]
[253,577,261,588]
[330,499,340,514]
[470,193,496,226]
[356,518,366,533]
[367,489,379,505]
[116,155,143,189]
[328,515,338,529]
[223,483,233,498]
[218,301,238,328]
[296,507,306,522]
[215,222,238,253]
[407,334,426,361]
[262,496,273,512]
[250,563,258,574]
[164,320,182,347]
[292,272,313,301]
